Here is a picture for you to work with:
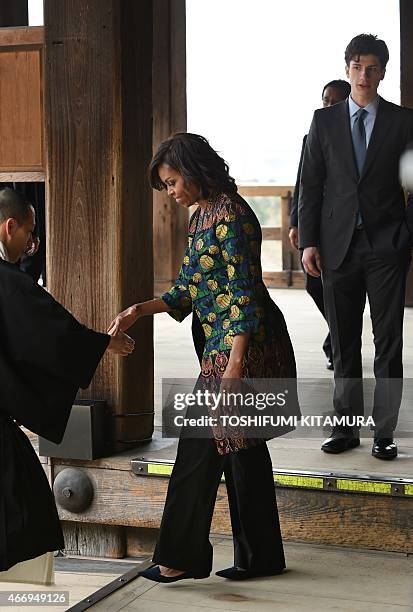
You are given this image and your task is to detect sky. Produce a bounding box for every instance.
[186,0,400,184]
[29,0,400,185]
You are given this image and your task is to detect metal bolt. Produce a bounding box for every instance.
[62,487,72,498]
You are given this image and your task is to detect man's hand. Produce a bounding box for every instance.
[107,304,140,334]
[302,246,322,277]
[289,227,299,250]
[107,320,135,356]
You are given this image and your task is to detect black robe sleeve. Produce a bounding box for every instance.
[0,261,110,443]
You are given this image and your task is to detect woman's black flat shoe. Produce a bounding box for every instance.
[139,565,209,583]
[215,566,284,580]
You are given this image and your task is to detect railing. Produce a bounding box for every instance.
[238,185,304,288]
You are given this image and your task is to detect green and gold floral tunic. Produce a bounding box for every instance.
[162,192,299,454]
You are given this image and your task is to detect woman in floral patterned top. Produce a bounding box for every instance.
[109,133,298,584]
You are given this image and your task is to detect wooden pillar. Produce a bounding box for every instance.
[0,0,28,26]
[153,0,187,296]
[44,0,154,451]
[400,0,413,108]
[400,1,413,305]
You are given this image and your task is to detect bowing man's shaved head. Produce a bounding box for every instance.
[0,187,32,225]
[0,188,35,263]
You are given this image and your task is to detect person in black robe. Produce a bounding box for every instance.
[0,187,134,571]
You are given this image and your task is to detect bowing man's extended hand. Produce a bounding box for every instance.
[107,319,135,356]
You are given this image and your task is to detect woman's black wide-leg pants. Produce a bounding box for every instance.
[152,437,285,575]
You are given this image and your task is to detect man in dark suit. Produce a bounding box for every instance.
[299,34,413,459]
[289,79,351,370]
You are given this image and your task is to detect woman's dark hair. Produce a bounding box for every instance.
[345,34,389,69]
[149,132,237,198]
[322,79,351,99]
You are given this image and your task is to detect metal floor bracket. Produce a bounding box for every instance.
[66,559,153,611]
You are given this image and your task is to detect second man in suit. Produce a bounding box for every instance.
[299,34,413,459]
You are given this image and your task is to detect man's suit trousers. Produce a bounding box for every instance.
[152,437,285,575]
[322,229,410,436]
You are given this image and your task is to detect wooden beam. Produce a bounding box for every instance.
[400,1,413,305]
[400,0,413,108]
[54,466,413,554]
[44,0,154,450]
[0,171,45,182]
[0,1,28,27]
[62,522,126,558]
[281,192,301,274]
[262,270,305,289]
[262,226,281,241]
[152,0,187,289]
[239,185,293,198]
[0,25,43,48]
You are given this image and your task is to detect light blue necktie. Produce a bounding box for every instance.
[352,108,367,226]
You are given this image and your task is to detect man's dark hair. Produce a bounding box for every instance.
[322,79,351,99]
[345,34,389,69]
[0,187,32,225]
[149,132,237,198]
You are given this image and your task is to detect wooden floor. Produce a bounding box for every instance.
[3,539,410,611]
[0,567,120,612]
[154,288,413,479]
[94,539,413,612]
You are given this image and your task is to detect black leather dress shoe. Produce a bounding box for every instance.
[139,565,209,583]
[215,566,284,580]
[372,438,397,460]
[321,435,360,454]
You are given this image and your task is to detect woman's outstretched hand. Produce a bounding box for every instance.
[107,305,139,334]
[107,319,135,356]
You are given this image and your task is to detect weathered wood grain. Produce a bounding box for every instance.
[152,0,188,290]
[0,45,44,171]
[262,270,305,288]
[0,171,45,182]
[400,0,413,305]
[0,26,43,48]
[61,521,126,558]
[44,0,154,449]
[400,0,413,109]
[55,466,413,553]
[126,527,158,557]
